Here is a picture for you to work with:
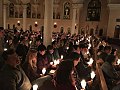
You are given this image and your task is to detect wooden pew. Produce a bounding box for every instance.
[96,62,108,90]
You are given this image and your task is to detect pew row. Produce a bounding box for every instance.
[96,62,108,90]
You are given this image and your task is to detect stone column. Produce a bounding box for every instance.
[71,4,77,35]
[44,0,53,46]
[76,4,83,34]
[23,5,27,31]
[0,0,3,28]
[3,4,7,29]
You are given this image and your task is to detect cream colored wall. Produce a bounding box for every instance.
[79,0,109,35]
[0,0,3,27]
[6,18,72,33]
[107,4,120,38]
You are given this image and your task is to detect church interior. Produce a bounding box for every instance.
[0,0,120,90]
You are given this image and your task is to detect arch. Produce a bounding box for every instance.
[63,2,71,19]
[27,3,31,18]
[86,0,101,21]
[9,3,14,18]
[114,25,120,38]
[60,27,64,33]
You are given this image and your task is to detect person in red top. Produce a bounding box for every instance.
[53,60,76,90]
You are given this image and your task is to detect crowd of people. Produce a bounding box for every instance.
[0,28,120,90]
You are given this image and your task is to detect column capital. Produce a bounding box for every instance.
[22,4,27,9]
[108,4,120,10]
[72,4,83,9]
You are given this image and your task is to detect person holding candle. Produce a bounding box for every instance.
[101,54,120,90]
[37,45,50,75]
[53,60,76,90]
[22,49,41,82]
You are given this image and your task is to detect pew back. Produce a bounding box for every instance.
[96,62,108,90]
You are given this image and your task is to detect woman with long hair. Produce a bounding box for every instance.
[22,49,40,82]
[53,60,76,90]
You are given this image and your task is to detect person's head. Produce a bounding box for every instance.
[70,52,80,66]
[35,38,41,46]
[52,41,57,48]
[73,45,80,54]
[104,46,112,54]
[38,45,46,55]
[2,49,20,67]
[79,44,88,53]
[98,45,104,51]
[54,60,74,85]
[47,45,54,54]
[111,48,117,56]
[105,54,117,65]
[26,49,37,67]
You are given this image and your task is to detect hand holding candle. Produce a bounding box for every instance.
[42,68,46,75]
[81,79,86,89]
[90,71,96,79]
[33,84,38,90]
[61,55,63,59]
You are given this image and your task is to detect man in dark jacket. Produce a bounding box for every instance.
[0,49,31,90]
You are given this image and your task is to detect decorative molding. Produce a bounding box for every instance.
[108,4,120,9]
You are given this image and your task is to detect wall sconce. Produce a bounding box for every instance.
[54,22,57,28]
[17,21,20,26]
[35,21,38,27]
[75,23,77,29]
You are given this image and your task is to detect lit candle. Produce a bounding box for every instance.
[4,48,7,51]
[87,58,94,65]
[42,68,46,75]
[6,40,8,43]
[91,71,96,79]
[61,55,63,59]
[81,79,86,89]
[33,84,38,90]
[66,47,69,50]
[29,41,32,44]
[117,59,120,65]
[50,62,53,65]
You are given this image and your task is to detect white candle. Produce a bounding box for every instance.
[50,62,53,65]
[87,58,94,65]
[117,59,120,65]
[42,68,46,75]
[81,79,86,89]
[33,84,38,90]
[61,55,63,59]
[91,71,96,79]
[4,48,7,51]
[29,41,32,44]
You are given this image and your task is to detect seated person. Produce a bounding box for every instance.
[53,60,76,90]
[101,54,120,90]
[37,45,50,74]
[22,49,40,82]
[0,49,31,90]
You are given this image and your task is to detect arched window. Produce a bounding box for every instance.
[86,0,101,21]
[63,2,70,19]
[9,3,14,18]
[27,3,31,18]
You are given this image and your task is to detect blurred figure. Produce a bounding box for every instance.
[101,55,120,90]
[37,45,50,74]
[22,49,40,82]
[53,60,76,90]
[0,49,31,90]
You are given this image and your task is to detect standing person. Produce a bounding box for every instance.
[0,49,31,90]
[53,60,76,90]
[22,49,40,82]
